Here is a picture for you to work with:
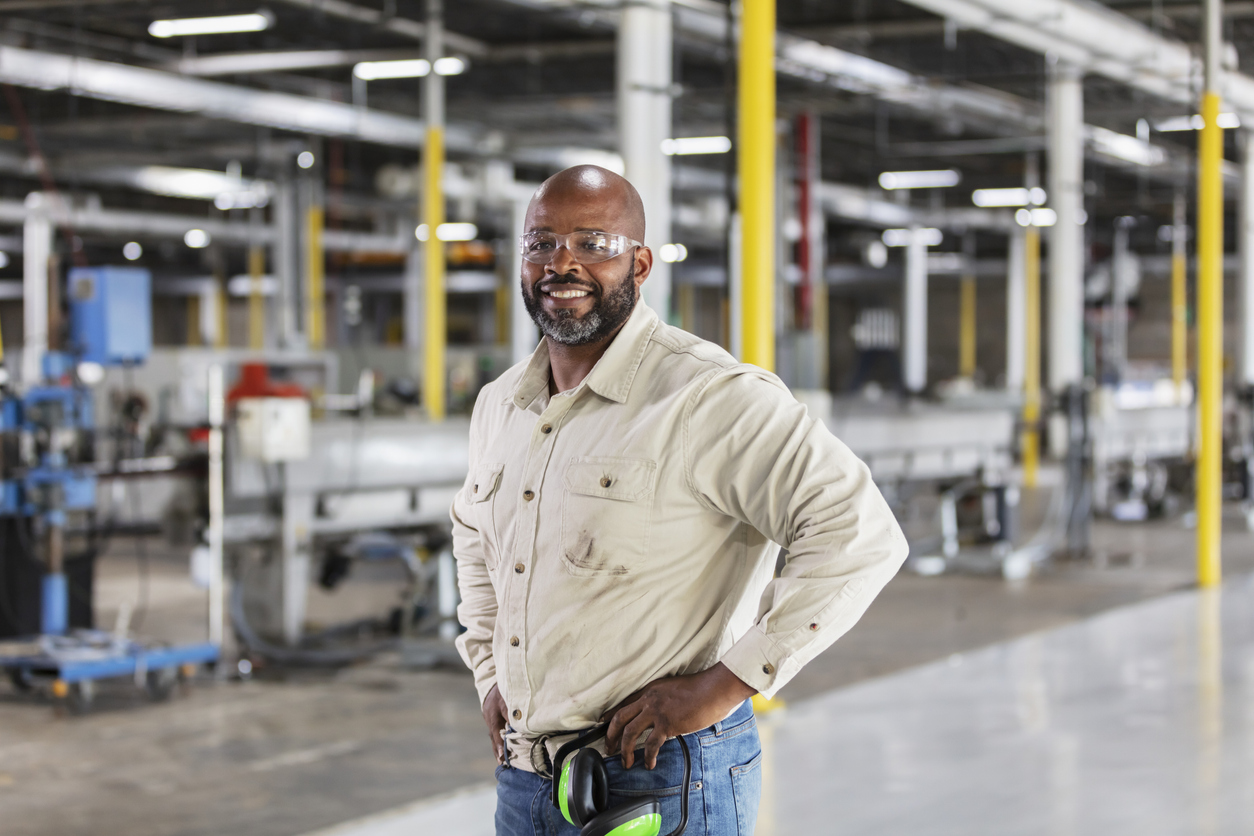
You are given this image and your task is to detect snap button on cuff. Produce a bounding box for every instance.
[762,663,774,675]
[512,709,521,720]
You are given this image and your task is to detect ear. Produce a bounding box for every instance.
[633,246,654,289]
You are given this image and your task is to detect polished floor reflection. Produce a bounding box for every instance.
[763,577,1254,836]
[324,575,1254,836]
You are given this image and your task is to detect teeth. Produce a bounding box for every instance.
[549,290,589,299]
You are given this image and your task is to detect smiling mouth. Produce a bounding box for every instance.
[547,289,590,299]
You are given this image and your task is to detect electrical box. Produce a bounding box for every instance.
[236,397,311,463]
[68,266,152,366]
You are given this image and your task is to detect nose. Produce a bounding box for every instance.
[545,243,584,277]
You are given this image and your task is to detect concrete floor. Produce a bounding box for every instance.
[1,498,1251,836]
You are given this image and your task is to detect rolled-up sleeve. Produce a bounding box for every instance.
[452,397,499,707]
[684,367,908,698]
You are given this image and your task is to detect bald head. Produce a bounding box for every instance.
[527,165,646,242]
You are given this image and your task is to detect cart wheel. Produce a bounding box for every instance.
[8,668,33,693]
[67,680,95,715]
[146,666,178,702]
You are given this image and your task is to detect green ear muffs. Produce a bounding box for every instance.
[552,725,691,836]
[561,748,610,827]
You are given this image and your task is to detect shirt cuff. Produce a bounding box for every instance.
[474,669,499,707]
[719,625,797,700]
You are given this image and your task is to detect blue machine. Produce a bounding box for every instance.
[67,266,152,366]
[0,265,217,710]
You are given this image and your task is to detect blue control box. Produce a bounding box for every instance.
[68,267,152,366]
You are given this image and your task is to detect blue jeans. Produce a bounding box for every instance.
[495,700,762,836]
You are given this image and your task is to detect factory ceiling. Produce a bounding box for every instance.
[0,0,1245,264]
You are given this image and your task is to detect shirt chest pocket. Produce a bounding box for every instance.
[560,457,657,577]
[470,463,505,569]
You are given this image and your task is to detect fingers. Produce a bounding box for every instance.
[605,699,645,757]
[619,710,657,770]
[641,726,667,770]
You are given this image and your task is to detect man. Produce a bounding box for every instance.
[452,165,906,836]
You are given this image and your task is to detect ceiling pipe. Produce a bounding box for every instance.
[0,44,480,151]
[895,0,1254,122]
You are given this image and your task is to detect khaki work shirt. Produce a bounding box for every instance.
[452,301,906,772]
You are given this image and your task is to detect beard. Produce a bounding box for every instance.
[521,260,639,346]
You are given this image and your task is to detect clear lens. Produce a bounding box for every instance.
[520,232,634,264]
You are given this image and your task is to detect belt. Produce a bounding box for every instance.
[502,728,617,777]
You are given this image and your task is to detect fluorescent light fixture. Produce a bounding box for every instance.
[661,136,732,156]
[878,169,960,190]
[128,165,272,209]
[415,222,479,242]
[227,275,278,296]
[882,228,943,247]
[123,242,142,261]
[354,58,430,80]
[149,12,273,38]
[184,229,211,248]
[1089,126,1166,167]
[971,187,1046,207]
[0,251,7,269]
[297,151,315,169]
[433,56,467,76]
[1156,112,1241,132]
[659,243,689,263]
[1015,208,1058,227]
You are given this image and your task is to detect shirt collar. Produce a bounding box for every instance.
[505,300,658,409]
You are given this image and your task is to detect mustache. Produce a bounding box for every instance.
[536,274,599,295]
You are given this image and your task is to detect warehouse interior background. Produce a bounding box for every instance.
[0,0,1253,834]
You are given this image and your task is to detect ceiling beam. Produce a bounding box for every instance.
[272,0,488,57]
[0,44,480,151]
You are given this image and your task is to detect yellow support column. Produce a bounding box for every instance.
[1022,228,1042,488]
[248,245,265,351]
[738,0,775,372]
[1172,193,1188,393]
[959,276,976,378]
[424,129,446,422]
[423,0,447,421]
[305,205,325,350]
[186,295,201,346]
[1197,89,1224,588]
[1196,0,1224,587]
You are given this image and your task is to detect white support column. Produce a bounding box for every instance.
[1006,228,1027,392]
[618,0,672,319]
[1047,64,1086,393]
[903,228,929,393]
[22,192,51,385]
[404,243,422,350]
[1241,130,1254,387]
[510,196,538,365]
[1110,218,1132,380]
[273,175,300,349]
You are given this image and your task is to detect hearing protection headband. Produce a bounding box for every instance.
[551,724,691,836]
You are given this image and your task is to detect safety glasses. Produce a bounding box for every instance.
[518,231,642,265]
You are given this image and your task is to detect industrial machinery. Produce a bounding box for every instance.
[798,390,1020,577]
[0,266,218,711]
